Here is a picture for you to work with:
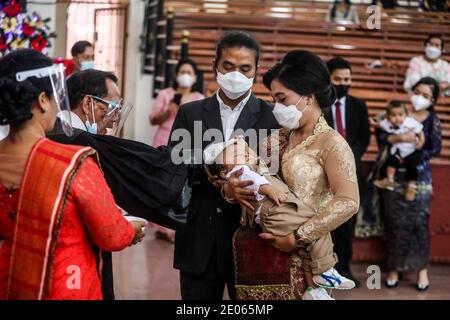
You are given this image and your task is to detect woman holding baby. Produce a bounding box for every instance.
[224,50,360,300]
[372,77,442,291]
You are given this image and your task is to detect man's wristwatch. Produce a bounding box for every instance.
[294,228,307,248]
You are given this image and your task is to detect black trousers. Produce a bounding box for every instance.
[334,214,357,275]
[180,248,236,300]
[386,150,422,182]
[101,251,115,300]
[333,157,363,276]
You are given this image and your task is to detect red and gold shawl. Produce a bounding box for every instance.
[6,138,96,300]
[233,225,306,300]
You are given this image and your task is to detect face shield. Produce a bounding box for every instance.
[110,100,133,137]
[90,95,133,137]
[16,64,73,136]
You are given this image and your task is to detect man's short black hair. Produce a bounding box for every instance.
[71,40,94,57]
[214,31,260,68]
[327,57,352,74]
[424,34,444,49]
[67,69,118,109]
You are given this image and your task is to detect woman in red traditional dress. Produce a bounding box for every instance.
[0,49,145,300]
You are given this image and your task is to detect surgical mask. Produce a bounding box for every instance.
[85,97,98,134]
[216,70,254,100]
[334,85,349,99]
[177,74,196,88]
[425,46,441,60]
[411,94,431,111]
[81,60,95,71]
[272,96,309,130]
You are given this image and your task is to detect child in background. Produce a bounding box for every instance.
[373,101,425,201]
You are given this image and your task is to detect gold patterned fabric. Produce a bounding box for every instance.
[263,116,360,244]
[233,226,305,300]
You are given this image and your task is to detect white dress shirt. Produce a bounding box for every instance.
[331,96,347,130]
[70,111,87,131]
[216,90,251,141]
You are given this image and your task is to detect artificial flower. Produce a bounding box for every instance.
[22,22,34,36]
[31,35,47,51]
[1,16,17,33]
[2,0,21,18]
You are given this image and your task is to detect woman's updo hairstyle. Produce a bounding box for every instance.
[263,50,337,110]
[0,49,54,129]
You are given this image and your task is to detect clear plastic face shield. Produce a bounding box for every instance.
[89,95,133,137]
[16,64,73,136]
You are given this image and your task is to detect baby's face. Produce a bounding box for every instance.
[388,107,407,127]
[219,139,258,172]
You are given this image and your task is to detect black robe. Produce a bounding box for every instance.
[47,120,191,229]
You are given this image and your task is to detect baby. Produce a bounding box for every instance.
[373,101,425,201]
[203,136,355,300]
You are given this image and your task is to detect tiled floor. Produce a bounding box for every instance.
[113,230,450,300]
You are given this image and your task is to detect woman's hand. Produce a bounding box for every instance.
[130,221,146,245]
[223,167,257,211]
[400,131,417,143]
[167,102,179,113]
[388,131,416,144]
[259,232,297,253]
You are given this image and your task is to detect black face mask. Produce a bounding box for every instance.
[334,85,350,99]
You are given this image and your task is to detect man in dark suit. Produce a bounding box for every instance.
[324,57,371,286]
[168,31,279,300]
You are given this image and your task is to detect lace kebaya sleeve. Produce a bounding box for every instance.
[297,136,360,243]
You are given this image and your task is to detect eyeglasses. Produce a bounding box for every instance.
[88,95,123,116]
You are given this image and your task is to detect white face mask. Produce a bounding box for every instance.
[81,60,95,71]
[272,96,309,130]
[177,74,196,88]
[216,70,254,100]
[411,94,431,111]
[425,46,441,60]
[85,97,98,134]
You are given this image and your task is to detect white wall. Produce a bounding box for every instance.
[27,0,155,143]
[122,0,155,144]
[27,1,68,58]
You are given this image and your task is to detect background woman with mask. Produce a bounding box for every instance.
[380,77,442,291]
[149,59,204,149]
[149,58,204,243]
[225,50,360,300]
[403,34,450,96]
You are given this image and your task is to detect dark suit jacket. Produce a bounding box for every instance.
[324,95,370,176]
[169,93,279,277]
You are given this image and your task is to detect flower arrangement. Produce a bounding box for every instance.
[0,0,56,57]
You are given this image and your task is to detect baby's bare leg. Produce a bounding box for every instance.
[386,166,396,179]
[305,271,317,288]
